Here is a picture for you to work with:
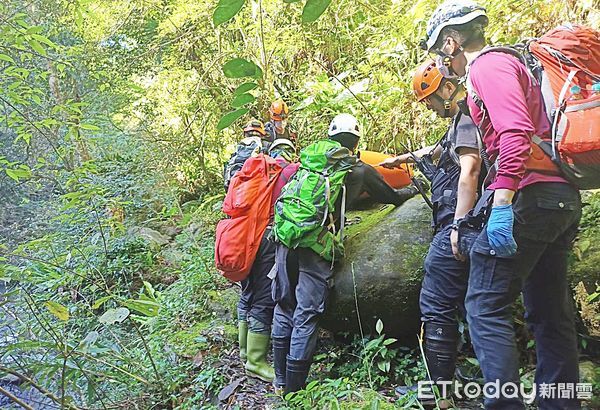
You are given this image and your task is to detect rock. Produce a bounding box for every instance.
[161,225,182,238]
[322,197,432,344]
[320,192,600,345]
[128,226,171,247]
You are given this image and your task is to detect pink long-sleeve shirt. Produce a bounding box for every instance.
[269,159,300,219]
[467,52,567,191]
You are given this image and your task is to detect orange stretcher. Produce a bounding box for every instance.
[359,150,414,189]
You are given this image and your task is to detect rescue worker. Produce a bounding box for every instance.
[265,99,296,144]
[236,136,300,382]
[424,1,581,409]
[380,60,482,405]
[271,113,418,395]
[223,120,271,192]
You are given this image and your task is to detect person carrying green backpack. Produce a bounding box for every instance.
[270,113,417,395]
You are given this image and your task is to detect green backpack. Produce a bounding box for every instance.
[273,139,357,262]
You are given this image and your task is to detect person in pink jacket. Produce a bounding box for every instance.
[423,2,581,409]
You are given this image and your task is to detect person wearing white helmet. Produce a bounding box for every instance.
[270,113,418,394]
[328,113,418,214]
[424,2,581,409]
[268,138,296,162]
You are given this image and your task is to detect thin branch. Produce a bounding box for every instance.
[258,0,268,89]
[130,320,161,385]
[0,383,34,410]
[0,365,79,410]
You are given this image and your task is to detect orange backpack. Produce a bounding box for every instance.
[529,24,600,189]
[469,24,600,188]
[215,154,283,282]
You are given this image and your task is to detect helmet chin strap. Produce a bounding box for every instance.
[431,84,463,117]
[438,46,464,79]
[443,84,463,117]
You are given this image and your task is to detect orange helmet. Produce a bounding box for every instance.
[412,60,443,102]
[269,99,289,121]
[243,119,266,137]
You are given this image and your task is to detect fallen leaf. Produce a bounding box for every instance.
[218,378,242,402]
[192,351,204,367]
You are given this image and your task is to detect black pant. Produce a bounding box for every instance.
[421,225,480,325]
[237,230,276,332]
[271,244,332,361]
[466,182,581,409]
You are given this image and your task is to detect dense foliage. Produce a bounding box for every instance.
[0,0,599,408]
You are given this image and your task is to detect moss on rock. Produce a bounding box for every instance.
[322,197,432,344]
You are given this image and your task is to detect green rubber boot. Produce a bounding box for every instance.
[238,320,248,362]
[245,332,275,382]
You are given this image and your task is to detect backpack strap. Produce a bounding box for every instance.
[331,184,347,268]
[321,175,332,228]
[339,184,347,242]
[466,46,532,109]
[551,69,578,157]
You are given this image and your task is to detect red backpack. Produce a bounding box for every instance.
[469,24,600,189]
[530,25,600,189]
[215,154,283,282]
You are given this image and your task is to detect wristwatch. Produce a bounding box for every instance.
[450,218,461,231]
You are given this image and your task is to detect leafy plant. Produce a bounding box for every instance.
[285,377,360,409]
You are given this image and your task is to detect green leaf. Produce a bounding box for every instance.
[578,239,591,254]
[365,338,379,350]
[30,33,57,48]
[99,307,130,325]
[123,299,160,317]
[302,0,332,23]
[375,318,383,335]
[26,26,43,34]
[217,108,249,131]
[283,0,302,2]
[234,82,257,95]
[222,58,263,79]
[45,301,69,321]
[466,357,479,366]
[92,295,113,309]
[383,337,397,346]
[213,0,246,26]
[5,167,31,182]
[28,39,47,56]
[79,123,100,131]
[231,93,255,108]
[0,54,15,64]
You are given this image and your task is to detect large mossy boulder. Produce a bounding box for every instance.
[321,197,432,344]
[321,192,600,344]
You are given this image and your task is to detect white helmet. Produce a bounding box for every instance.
[269,138,295,154]
[425,0,487,51]
[328,113,361,138]
[239,136,263,147]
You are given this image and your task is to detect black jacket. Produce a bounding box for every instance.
[333,161,416,228]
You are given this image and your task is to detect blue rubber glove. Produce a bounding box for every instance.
[486,204,517,257]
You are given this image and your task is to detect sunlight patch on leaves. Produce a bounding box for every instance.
[45,301,69,321]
